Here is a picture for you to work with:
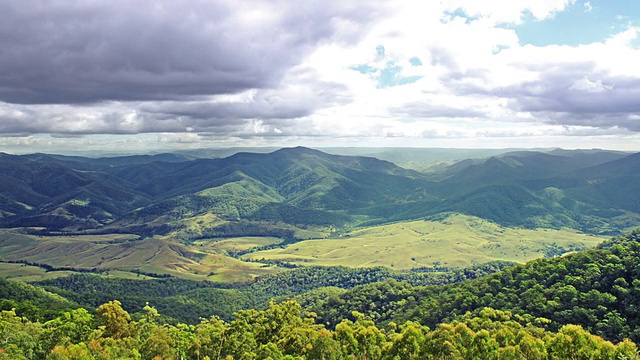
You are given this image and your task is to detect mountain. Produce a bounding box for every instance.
[433,151,617,191]
[24,152,192,167]
[419,151,640,233]
[113,147,433,236]
[127,147,426,199]
[0,147,431,233]
[0,153,151,229]
[570,152,640,180]
[1,147,639,236]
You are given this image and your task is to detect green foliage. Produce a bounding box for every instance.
[598,227,640,249]
[0,278,77,321]
[35,274,251,322]
[5,147,639,237]
[244,262,514,305]
[0,308,45,359]
[309,228,640,344]
[29,261,510,324]
[96,300,131,339]
[1,300,637,360]
[4,229,640,357]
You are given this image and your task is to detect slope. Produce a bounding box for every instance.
[308,227,640,343]
[2,147,640,240]
[0,229,275,282]
[107,147,433,235]
[0,153,150,230]
[415,151,640,233]
[244,213,602,269]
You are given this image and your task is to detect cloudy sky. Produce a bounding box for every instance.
[1,0,640,154]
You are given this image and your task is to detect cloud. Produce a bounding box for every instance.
[1,0,640,152]
[443,0,576,24]
[515,72,640,115]
[389,102,486,119]
[0,0,389,105]
[456,39,640,131]
[139,68,352,128]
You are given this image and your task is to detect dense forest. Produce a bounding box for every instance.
[27,261,513,324]
[309,229,640,343]
[2,148,640,237]
[3,229,640,358]
[2,299,638,359]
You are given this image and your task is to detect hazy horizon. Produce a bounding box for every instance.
[0,145,632,159]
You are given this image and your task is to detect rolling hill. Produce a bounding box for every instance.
[1,147,433,234]
[1,147,640,237]
[305,227,640,343]
[1,146,640,283]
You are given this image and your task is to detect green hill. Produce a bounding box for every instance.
[2,147,640,238]
[1,230,640,359]
[0,278,78,320]
[307,227,640,343]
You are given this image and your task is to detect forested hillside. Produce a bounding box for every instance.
[2,229,640,358]
[27,262,512,324]
[2,299,638,359]
[3,148,640,357]
[2,147,640,238]
[307,229,640,343]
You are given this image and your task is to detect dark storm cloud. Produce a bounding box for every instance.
[0,0,388,105]
[511,67,640,131]
[0,72,350,135]
[140,76,351,125]
[534,112,640,131]
[444,61,640,131]
[515,77,640,115]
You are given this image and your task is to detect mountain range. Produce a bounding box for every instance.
[1,147,639,236]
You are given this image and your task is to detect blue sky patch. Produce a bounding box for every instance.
[443,8,480,24]
[514,0,640,46]
[377,61,422,88]
[409,57,423,66]
[352,47,423,88]
[351,64,377,74]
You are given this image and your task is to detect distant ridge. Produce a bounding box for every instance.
[0,147,639,235]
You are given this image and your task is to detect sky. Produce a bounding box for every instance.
[1,0,640,154]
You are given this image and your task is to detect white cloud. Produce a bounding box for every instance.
[443,0,576,24]
[569,76,612,93]
[1,0,640,152]
[584,2,593,13]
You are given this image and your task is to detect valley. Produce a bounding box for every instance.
[0,213,603,281]
[1,147,638,282]
[243,213,603,269]
[0,230,278,283]
[4,3,640,357]
[2,147,640,359]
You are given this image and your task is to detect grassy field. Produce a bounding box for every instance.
[0,262,75,282]
[243,214,605,269]
[0,214,606,281]
[0,230,281,282]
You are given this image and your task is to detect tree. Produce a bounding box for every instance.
[384,321,426,360]
[95,300,131,339]
[0,309,44,360]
